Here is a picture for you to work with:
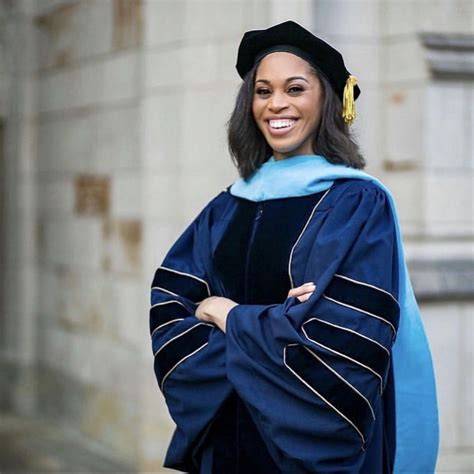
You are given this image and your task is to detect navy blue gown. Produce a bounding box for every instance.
[150,179,399,473]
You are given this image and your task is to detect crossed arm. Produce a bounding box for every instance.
[195,283,316,332]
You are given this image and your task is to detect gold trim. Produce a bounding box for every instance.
[334,274,399,305]
[302,318,385,395]
[160,342,209,391]
[283,343,366,448]
[288,188,331,289]
[323,295,397,335]
[158,266,211,297]
[151,318,185,338]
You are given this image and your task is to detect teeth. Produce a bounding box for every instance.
[269,119,296,129]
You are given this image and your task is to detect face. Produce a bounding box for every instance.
[252,52,323,161]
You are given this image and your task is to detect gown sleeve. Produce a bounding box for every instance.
[149,193,233,469]
[225,182,401,473]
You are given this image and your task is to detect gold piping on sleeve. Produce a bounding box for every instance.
[303,345,376,420]
[158,266,211,297]
[283,343,366,449]
[334,273,399,305]
[301,319,385,395]
[151,299,187,310]
[154,322,212,357]
[304,317,390,355]
[151,318,185,338]
[151,286,180,298]
[154,322,213,390]
[323,295,397,336]
[287,188,331,289]
[160,342,209,391]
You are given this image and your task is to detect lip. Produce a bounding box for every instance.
[265,117,299,137]
[265,115,299,121]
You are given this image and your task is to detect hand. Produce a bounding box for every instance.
[195,296,238,333]
[288,282,316,303]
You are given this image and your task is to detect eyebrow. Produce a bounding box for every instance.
[255,76,309,85]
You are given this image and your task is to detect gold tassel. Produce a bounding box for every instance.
[342,75,357,125]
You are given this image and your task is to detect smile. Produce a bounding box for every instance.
[269,119,297,129]
[266,118,298,136]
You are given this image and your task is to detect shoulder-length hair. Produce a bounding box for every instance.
[226,58,365,180]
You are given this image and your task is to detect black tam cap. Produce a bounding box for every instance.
[236,20,361,116]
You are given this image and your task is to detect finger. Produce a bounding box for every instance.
[289,287,314,298]
[288,283,315,295]
[288,282,315,297]
[297,291,313,303]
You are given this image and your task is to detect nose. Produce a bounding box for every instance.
[268,90,289,112]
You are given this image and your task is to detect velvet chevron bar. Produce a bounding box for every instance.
[152,266,210,303]
[324,274,400,335]
[154,323,213,390]
[150,300,190,336]
[302,317,390,393]
[284,343,374,447]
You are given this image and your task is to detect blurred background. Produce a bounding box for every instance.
[0,0,472,472]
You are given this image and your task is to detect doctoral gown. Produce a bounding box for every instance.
[149,155,438,473]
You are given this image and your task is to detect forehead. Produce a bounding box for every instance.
[255,51,313,79]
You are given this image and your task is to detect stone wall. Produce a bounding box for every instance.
[33,0,146,465]
[0,0,38,415]
[0,0,472,471]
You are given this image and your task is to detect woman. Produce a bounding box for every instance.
[150,21,438,474]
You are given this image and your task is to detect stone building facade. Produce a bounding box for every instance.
[0,0,472,471]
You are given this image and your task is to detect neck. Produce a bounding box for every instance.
[273,148,317,161]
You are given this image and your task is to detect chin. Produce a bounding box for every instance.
[271,143,306,156]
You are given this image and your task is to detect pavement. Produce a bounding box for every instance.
[0,411,473,473]
[0,412,136,473]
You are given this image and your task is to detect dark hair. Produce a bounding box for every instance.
[226,57,365,179]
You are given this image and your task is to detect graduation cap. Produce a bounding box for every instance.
[236,20,360,124]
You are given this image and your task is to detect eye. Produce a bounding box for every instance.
[255,88,271,96]
[288,85,304,94]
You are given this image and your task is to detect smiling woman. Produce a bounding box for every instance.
[227,29,365,179]
[149,20,439,474]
